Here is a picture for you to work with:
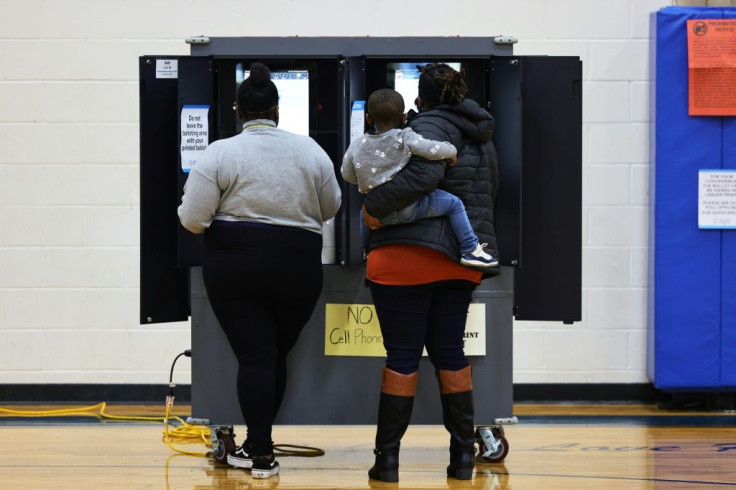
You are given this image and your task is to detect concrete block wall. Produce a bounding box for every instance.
[0,0,675,386]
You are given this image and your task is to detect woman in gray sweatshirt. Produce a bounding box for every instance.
[178,63,341,479]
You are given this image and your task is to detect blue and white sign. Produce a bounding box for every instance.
[698,170,736,229]
[180,105,210,173]
[350,100,365,141]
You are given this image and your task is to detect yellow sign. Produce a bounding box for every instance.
[325,304,386,357]
[324,303,486,357]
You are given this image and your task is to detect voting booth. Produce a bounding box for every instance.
[139,37,582,457]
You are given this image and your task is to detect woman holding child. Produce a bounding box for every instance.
[361,63,499,482]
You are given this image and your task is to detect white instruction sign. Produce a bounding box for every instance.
[350,100,365,141]
[180,105,210,173]
[698,170,736,229]
[156,59,178,79]
[462,303,487,356]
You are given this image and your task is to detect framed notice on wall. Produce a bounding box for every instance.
[686,19,736,116]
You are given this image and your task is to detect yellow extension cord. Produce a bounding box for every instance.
[0,401,210,457]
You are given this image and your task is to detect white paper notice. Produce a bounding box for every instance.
[350,100,365,141]
[180,105,210,173]
[321,218,335,264]
[698,170,736,229]
[463,303,487,356]
[156,59,178,79]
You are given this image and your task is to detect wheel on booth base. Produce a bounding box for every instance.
[476,426,510,463]
[213,431,236,465]
[482,436,509,463]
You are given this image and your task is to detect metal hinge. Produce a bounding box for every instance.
[185,36,211,45]
[493,36,519,45]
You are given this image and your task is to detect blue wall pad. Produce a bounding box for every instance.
[721,8,736,387]
[722,114,736,386]
[649,7,736,390]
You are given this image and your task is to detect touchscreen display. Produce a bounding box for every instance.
[237,64,310,136]
[390,62,462,111]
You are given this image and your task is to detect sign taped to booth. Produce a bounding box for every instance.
[324,303,486,357]
[686,19,736,116]
[180,105,210,172]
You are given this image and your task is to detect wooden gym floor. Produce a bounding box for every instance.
[1,403,736,489]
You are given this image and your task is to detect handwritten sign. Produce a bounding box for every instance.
[699,170,736,229]
[687,19,736,116]
[324,304,385,357]
[324,303,486,357]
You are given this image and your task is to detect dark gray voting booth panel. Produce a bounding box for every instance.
[191,266,514,425]
[139,56,213,324]
[139,57,189,324]
[492,56,583,323]
[139,37,582,424]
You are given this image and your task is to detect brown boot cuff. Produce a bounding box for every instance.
[438,365,473,394]
[381,367,418,397]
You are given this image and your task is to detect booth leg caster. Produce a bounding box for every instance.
[476,425,509,463]
[210,426,236,465]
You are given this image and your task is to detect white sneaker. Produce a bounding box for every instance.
[251,455,280,479]
[227,443,253,469]
[460,243,499,268]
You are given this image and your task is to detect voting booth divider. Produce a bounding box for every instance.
[139,37,582,457]
[649,8,736,392]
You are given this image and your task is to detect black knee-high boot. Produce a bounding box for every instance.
[438,365,476,480]
[368,367,418,483]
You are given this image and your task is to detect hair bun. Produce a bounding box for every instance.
[237,62,279,115]
[248,63,271,86]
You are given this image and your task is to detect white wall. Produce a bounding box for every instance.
[0,0,674,386]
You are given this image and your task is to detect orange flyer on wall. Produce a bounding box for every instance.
[686,19,736,116]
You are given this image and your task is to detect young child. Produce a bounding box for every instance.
[341,88,497,268]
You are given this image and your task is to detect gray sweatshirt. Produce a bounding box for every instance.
[178,119,342,235]
[341,127,456,194]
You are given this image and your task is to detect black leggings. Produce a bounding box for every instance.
[203,220,323,456]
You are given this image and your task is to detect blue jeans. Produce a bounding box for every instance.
[361,189,479,253]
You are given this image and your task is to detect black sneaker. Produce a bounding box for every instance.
[227,442,253,469]
[251,455,280,479]
[460,243,499,268]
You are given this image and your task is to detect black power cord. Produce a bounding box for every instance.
[274,444,324,457]
[167,349,192,408]
[167,349,324,458]
[169,349,192,385]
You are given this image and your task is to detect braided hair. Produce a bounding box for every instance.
[417,63,468,109]
[237,62,279,121]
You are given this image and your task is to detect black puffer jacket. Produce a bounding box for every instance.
[362,98,499,271]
